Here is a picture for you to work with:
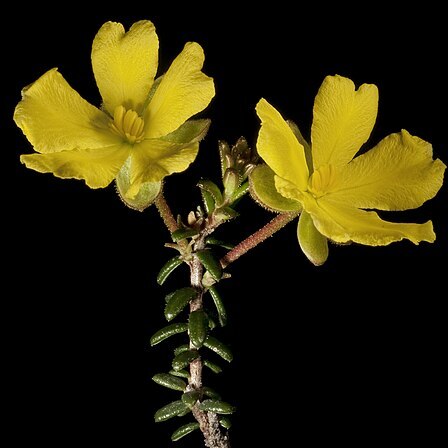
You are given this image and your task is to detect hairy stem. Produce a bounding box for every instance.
[188,235,231,448]
[154,191,180,234]
[154,194,296,448]
[221,212,298,268]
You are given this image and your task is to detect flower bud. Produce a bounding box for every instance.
[223,168,240,198]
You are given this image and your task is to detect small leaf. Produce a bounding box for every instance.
[207,314,218,330]
[164,291,175,304]
[297,211,329,266]
[232,181,249,202]
[174,344,190,356]
[196,250,222,282]
[171,228,198,242]
[150,323,188,346]
[219,417,232,429]
[203,360,222,374]
[157,256,183,285]
[214,206,239,222]
[172,349,200,371]
[169,369,190,379]
[197,179,223,205]
[249,164,302,213]
[189,310,208,348]
[177,406,192,417]
[152,374,186,392]
[208,286,227,326]
[204,336,233,362]
[203,387,221,400]
[181,390,201,408]
[205,237,235,250]
[154,400,189,422]
[201,189,215,215]
[202,271,217,289]
[165,287,197,321]
[171,422,200,441]
[198,399,235,415]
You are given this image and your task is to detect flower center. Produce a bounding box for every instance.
[109,105,145,144]
[308,164,336,198]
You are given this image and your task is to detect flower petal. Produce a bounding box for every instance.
[14,68,118,154]
[20,144,130,188]
[144,42,215,138]
[256,99,309,191]
[274,175,306,204]
[92,20,159,115]
[327,130,446,210]
[127,139,199,198]
[311,75,378,170]
[303,195,436,246]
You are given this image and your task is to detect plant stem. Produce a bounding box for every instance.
[188,235,231,448]
[153,194,295,448]
[220,212,298,268]
[154,190,180,234]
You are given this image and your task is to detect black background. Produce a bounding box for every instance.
[4,4,447,447]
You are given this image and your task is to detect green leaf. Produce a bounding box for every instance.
[205,237,235,250]
[232,181,249,202]
[203,387,221,400]
[150,323,188,346]
[204,336,233,362]
[196,250,222,282]
[154,400,189,422]
[116,158,161,212]
[189,310,208,348]
[214,206,239,221]
[207,314,218,330]
[174,344,190,356]
[219,417,232,429]
[169,369,190,379]
[197,179,223,205]
[203,360,222,374]
[297,211,329,266]
[171,422,200,442]
[171,228,198,242]
[157,256,183,285]
[162,119,211,144]
[198,400,235,415]
[172,349,200,371]
[201,189,215,214]
[177,406,192,417]
[152,373,187,392]
[208,286,227,326]
[181,390,201,408]
[249,164,302,213]
[165,287,197,321]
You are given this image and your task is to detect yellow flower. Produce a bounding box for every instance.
[253,75,446,265]
[15,20,215,209]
